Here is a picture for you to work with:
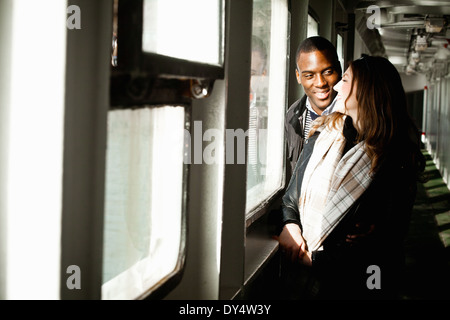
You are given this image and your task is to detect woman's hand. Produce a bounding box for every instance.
[276,223,308,263]
[300,251,312,266]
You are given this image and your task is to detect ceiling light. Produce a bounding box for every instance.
[415,35,428,51]
[434,46,450,60]
[411,51,420,63]
[405,65,416,75]
[389,56,407,65]
[425,18,444,33]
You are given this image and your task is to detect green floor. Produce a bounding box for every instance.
[402,150,450,300]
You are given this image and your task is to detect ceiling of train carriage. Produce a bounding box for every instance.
[343,0,450,76]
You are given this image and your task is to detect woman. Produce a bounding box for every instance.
[279,55,425,299]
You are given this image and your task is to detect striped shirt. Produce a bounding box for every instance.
[303,96,338,138]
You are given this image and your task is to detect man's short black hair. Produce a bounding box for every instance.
[295,36,342,76]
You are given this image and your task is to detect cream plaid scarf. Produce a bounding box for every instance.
[299,116,373,252]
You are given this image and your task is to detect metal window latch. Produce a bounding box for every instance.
[190,79,214,99]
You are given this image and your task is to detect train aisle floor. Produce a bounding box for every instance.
[401,150,450,300]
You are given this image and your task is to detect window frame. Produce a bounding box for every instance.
[244,0,290,227]
[336,33,345,74]
[102,108,191,301]
[307,8,320,37]
[111,0,226,108]
[105,0,226,299]
[139,106,191,300]
[116,0,225,80]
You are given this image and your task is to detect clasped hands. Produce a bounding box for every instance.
[275,222,376,266]
[275,223,312,266]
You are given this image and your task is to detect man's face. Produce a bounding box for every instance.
[296,50,340,114]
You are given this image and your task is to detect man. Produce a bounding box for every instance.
[285,36,342,177]
[276,36,342,299]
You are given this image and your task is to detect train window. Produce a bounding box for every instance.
[102,106,188,300]
[142,0,223,66]
[307,13,319,37]
[246,0,289,217]
[106,0,224,299]
[337,33,345,75]
[114,0,225,80]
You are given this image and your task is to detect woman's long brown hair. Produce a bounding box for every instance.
[311,55,425,177]
[351,56,398,173]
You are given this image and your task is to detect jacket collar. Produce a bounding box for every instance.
[288,95,307,137]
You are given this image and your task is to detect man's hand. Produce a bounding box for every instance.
[275,223,308,263]
[346,223,375,245]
